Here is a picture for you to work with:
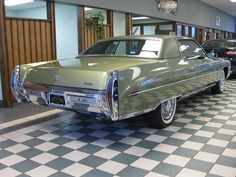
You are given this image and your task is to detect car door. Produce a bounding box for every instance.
[178,39,217,90]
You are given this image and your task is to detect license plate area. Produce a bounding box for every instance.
[49,92,65,106]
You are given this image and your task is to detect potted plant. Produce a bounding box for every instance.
[85,12,105,39]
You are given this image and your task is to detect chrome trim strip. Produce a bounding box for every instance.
[177,84,215,101]
[129,77,193,97]
[120,108,154,120]
[24,83,52,92]
[23,82,105,94]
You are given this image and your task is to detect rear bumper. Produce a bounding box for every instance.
[11,66,120,121]
[11,81,115,120]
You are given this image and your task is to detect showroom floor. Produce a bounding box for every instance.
[0,80,235,177]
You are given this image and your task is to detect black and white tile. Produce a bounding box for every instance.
[0,80,235,177]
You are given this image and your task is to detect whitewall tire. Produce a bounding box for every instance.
[148,98,177,129]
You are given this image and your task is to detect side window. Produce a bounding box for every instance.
[203,40,220,48]
[178,40,207,60]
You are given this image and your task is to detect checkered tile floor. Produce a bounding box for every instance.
[0,80,236,177]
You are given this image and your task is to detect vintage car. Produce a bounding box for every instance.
[11,35,231,128]
[202,39,236,74]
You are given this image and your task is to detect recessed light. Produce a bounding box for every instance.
[5,0,34,6]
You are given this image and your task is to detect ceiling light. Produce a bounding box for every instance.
[132,17,150,20]
[5,0,34,6]
[230,0,236,2]
[84,7,94,11]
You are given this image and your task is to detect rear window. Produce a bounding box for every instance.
[82,39,162,58]
[202,40,221,48]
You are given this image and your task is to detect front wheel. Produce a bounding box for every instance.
[211,70,225,94]
[148,98,177,129]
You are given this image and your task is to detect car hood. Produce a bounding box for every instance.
[22,56,154,90]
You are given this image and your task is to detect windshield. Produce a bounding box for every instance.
[82,39,162,58]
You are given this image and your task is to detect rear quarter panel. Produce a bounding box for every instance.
[117,57,197,119]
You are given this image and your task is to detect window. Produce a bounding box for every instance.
[82,39,162,58]
[143,26,156,35]
[192,27,196,38]
[132,26,141,35]
[159,24,173,31]
[178,40,207,59]
[84,7,107,24]
[5,0,47,19]
[177,25,182,37]
[202,40,221,48]
[185,26,189,36]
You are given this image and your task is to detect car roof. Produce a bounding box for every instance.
[107,35,191,41]
[204,39,236,42]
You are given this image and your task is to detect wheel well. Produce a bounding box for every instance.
[223,67,228,78]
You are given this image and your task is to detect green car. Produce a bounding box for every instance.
[11,35,231,128]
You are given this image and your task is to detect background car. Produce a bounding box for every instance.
[202,39,236,74]
[11,36,231,129]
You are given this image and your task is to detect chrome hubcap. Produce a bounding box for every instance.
[161,99,176,123]
[219,71,225,92]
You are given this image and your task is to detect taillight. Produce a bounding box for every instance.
[224,50,236,57]
[106,71,119,121]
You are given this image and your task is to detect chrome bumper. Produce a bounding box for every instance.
[11,76,114,120]
[14,83,113,119]
[11,67,119,121]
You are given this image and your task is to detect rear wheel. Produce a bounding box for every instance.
[148,98,177,129]
[211,70,225,94]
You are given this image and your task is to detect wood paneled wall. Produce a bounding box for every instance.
[126,13,132,35]
[78,6,85,53]
[5,18,54,68]
[0,1,56,107]
[0,0,10,106]
[79,8,114,51]
[84,24,112,49]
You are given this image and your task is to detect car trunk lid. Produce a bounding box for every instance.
[23,57,153,90]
